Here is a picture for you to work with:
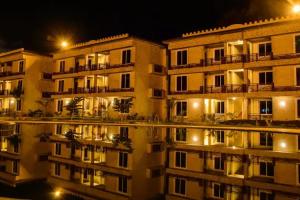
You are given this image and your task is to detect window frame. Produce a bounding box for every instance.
[259,161,274,177]
[174,151,187,168]
[121,73,130,89]
[57,100,63,112]
[215,101,225,114]
[175,128,187,143]
[121,49,131,65]
[55,143,61,155]
[258,71,273,85]
[297,163,300,185]
[176,101,188,117]
[214,74,225,87]
[118,176,128,193]
[18,60,24,73]
[295,35,300,54]
[259,100,273,115]
[174,177,186,196]
[59,60,65,72]
[212,183,225,199]
[54,163,60,176]
[258,42,272,57]
[176,75,188,92]
[215,130,225,144]
[259,190,273,200]
[259,132,273,147]
[213,48,225,62]
[118,152,128,168]
[58,80,64,92]
[295,67,300,86]
[213,155,225,171]
[176,49,188,66]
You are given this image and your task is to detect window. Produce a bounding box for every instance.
[259,43,272,57]
[176,101,187,116]
[121,74,130,89]
[297,99,300,119]
[120,127,129,139]
[176,76,187,91]
[58,80,64,92]
[259,72,273,85]
[296,35,300,53]
[56,125,62,135]
[297,163,300,184]
[175,151,186,168]
[119,152,128,168]
[296,68,300,86]
[120,99,130,113]
[260,132,273,147]
[174,178,186,195]
[214,48,224,61]
[12,160,18,174]
[55,143,61,155]
[215,130,225,143]
[57,100,63,112]
[15,124,20,134]
[259,191,274,200]
[17,80,23,89]
[118,176,128,193]
[214,156,225,170]
[122,49,131,64]
[18,61,24,72]
[54,163,60,176]
[260,161,274,177]
[175,128,187,142]
[260,100,272,115]
[16,99,21,111]
[213,183,224,198]
[215,75,225,87]
[13,143,19,153]
[59,61,65,72]
[177,50,187,66]
[216,101,225,114]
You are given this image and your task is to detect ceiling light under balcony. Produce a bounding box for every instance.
[279,100,286,108]
[192,136,199,142]
[280,142,287,148]
[193,102,199,109]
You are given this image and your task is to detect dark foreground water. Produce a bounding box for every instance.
[0,180,83,200]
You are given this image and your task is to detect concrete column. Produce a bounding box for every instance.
[95,53,98,68]
[243,69,249,85]
[242,98,248,119]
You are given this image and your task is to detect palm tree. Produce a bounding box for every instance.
[65,129,81,148]
[113,98,133,117]
[65,97,84,118]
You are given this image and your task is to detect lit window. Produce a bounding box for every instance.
[259,161,274,177]
[259,43,272,57]
[175,151,186,168]
[174,178,186,195]
[175,128,187,142]
[122,50,131,65]
[177,50,187,66]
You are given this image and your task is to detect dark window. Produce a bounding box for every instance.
[213,183,224,198]
[118,176,128,193]
[87,59,92,67]
[12,160,18,174]
[15,124,20,134]
[86,79,91,89]
[216,101,225,114]
[120,99,130,113]
[298,135,300,150]
[259,72,273,85]
[59,61,65,72]
[176,76,187,91]
[16,99,21,111]
[260,101,272,114]
[175,151,186,168]
[215,75,225,87]
[176,101,187,116]
[18,61,24,72]
[175,178,186,195]
[119,152,128,168]
[152,144,162,152]
[54,163,60,176]
[56,125,62,135]
[297,99,300,118]
[121,74,130,89]
[17,80,23,90]
[215,130,225,143]
[122,50,131,64]
[177,50,187,65]
[296,68,300,86]
[214,156,225,170]
[13,143,19,153]
[260,191,274,200]
[57,100,63,112]
[260,132,273,147]
[55,143,61,155]
[260,162,274,177]
[296,36,300,53]
[120,127,128,139]
[259,43,272,57]
[214,48,224,61]
[175,128,187,142]
[58,80,64,92]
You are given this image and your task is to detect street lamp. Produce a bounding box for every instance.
[61,41,68,48]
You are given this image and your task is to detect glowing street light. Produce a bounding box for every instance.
[293,4,300,13]
[61,41,69,48]
[53,189,61,198]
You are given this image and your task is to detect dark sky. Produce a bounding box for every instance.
[0,0,295,53]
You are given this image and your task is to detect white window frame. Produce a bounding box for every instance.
[117,176,128,194]
[175,100,188,117]
[212,182,224,199]
[213,47,225,62]
[174,151,187,169]
[215,100,225,114]
[215,130,225,144]
[259,100,272,115]
[175,128,187,143]
[259,190,273,200]
[176,49,188,66]
[175,75,188,92]
[259,161,274,177]
[174,177,186,196]
[213,155,224,171]
[120,73,130,89]
[258,42,272,57]
[121,49,131,65]
[214,74,225,87]
[258,71,273,85]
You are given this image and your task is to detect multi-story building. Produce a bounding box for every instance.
[0,49,52,186]
[47,34,167,200]
[164,16,300,199]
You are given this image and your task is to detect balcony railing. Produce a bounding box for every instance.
[248,114,273,120]
[53,87,134,95]
[0,71,25,77]
[52,63,134,75]
[169,83,300,95]
[169,52,300,69]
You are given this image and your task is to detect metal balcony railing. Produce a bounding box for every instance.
[0,71,25,77]
[53,87,134,95]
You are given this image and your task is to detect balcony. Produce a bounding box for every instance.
[52,87,134,96]
[53,63,134,75]
[0,71,25,78]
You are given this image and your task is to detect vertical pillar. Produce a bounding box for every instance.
[242,98,248,120]
[95,53,98,69]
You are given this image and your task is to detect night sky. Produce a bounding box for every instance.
[0,0,295,53]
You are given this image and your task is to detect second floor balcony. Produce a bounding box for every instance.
[52,86,134,96]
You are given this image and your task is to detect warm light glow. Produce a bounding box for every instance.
[65,100,70,105]
[192,135,198,142]
[280,142,287,148]
[10,99,15,104]
[109,134,114,140]
[54,190,61,198]
[279,100,286,108]
[204,137,209,145]
[61,41,68,48]
[232,146,236,149]
[232,97,237,101]
[293,5,300,13]
[193,102,199,109]
[204,99,209,105]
